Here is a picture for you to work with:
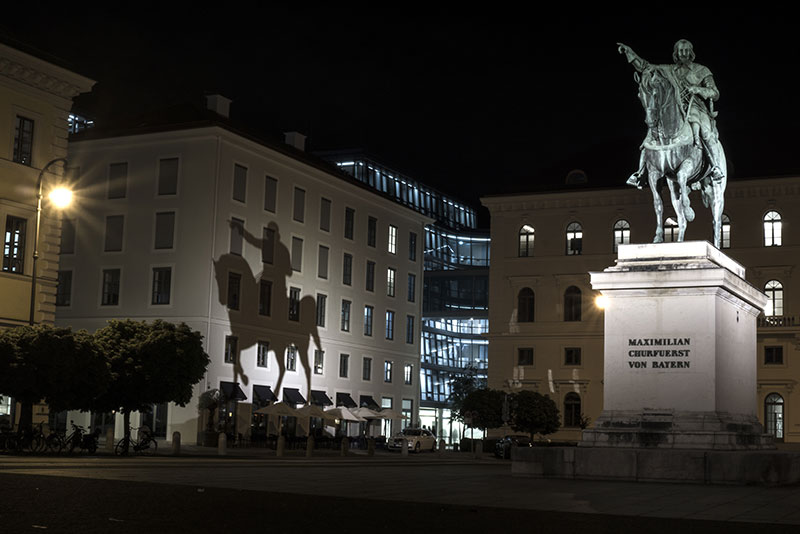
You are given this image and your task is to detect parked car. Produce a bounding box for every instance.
[494,434,531,459]
[387,428,437,453]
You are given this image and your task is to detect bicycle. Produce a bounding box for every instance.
[65,421,99,454]
[115,426,158,456]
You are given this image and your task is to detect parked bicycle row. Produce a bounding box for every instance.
[0,421,99,454]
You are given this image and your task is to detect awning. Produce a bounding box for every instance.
[359,395,380,410]
[283,388,307,406]
[336,392,357,408]
[220,381,247,401]
[253,385,278,403]
[310,390,333,406]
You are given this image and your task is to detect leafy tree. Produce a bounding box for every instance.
[0,325,108,430]
[448,365,486,423]
[460,388,505,431]
[93,320,209,452]
[509,390,560,440]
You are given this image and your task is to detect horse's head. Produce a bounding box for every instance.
[637,67,682,139]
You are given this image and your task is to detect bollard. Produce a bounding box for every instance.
[367,437,375,456]
[217,432,226,456]
[306,435,314,458]
[172,431,181,456]
[438,439,446,455]
[474,439,483,459]
[401,439,408,457]
[340,437,348,457]
[105,427,115,454]
[276,435,285,457]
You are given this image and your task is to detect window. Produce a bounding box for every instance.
[518,288,535,322]
[362,357,372,381]
[224,336,238,364]
[289,287,300,321]
[339,353,349,378]
[154,212,175,249]
[264,176,277,213]
[366,261,375,291]
[108,162,127,199]
[230,218,244,255]
[765,346,783,365]
[764,211,782,246]
[343,253,353,285]
[314,350,324,375]
[287,346,297,371]
[564,286,582,321]
[519,225,535,257]
[259,280,272,316]
[388,225,397,254]
[318,245,329,279]
[104,215,124,252]
[367,217,376,247]
[316,293,327,327]
[721,214,731,249]
[404,364,413,385]
[384,360,393,383]
[344,207,355,239]
[386,310,395,340]
[262,227,275,264]
[518,348,534,366]
[233,164,247,202]
[101,269,120,306]
[566,222,582,255]
[409,232,417,261]
[257,341,269,368]
[387,267,396,297]
[563,393,582,428]
[320,198,331,232]
[401,399,413,430]
[2,216,26,272]
[60,218,75,255]
[291,237,303,271]
[151,267,171,305]
[664,217,679,243]
[13,116,34,165]
[56,270,72,306]
[765,393,784,440]
[341,300,351,331]
[406,315,414,344]
[293,187,305,222]
[364,305,374,336]
[613,220,630,253]
[157,158,179,195]
[227,272,241,310]
[764,280,783,316]
[565,347,582,366]
[407,273,416,302]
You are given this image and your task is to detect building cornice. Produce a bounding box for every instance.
[0,43,95,99]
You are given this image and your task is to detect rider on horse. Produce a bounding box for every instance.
[618,40,725,189]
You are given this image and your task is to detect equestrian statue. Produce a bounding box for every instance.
[618,39,727,249]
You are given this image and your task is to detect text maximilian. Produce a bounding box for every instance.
[628,338,690,346]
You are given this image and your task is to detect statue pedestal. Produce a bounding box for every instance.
[582,241,773,450]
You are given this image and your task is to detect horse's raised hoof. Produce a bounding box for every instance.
[685,207,695,222]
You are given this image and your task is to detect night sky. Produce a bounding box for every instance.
[4,8,799,226]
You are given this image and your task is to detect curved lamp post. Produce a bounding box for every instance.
[29,157,72,325]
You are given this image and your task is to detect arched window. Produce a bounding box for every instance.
[764,211,782,246]
[764,280,784,316]
[564,393,582,428]
[613,219,630,253]
[721,214,731,249]
[664,217,678,242]
[566,222,582,255]
[764,393,784,440]
[518,225,534,257]
[517,288,535,322]
[564,286,582,322]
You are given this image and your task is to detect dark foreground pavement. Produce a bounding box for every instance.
[1,472,798,534]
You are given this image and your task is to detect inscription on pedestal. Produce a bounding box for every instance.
[627,337,691,369]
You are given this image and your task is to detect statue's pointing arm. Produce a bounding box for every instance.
[617,43,649,72]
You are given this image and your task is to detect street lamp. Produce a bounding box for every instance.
[29,157,72,325]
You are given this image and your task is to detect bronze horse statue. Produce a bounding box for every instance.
[636,66,727,248]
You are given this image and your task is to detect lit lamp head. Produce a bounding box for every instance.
[595,294,609,310]
[48,187,73,209]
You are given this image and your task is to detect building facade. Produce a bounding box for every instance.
[0,42,94,423]
[57,108,428,443]
[482,176,800,443]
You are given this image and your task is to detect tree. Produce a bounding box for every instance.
[460,388,505,431]
[93,320,210,453]
[448,365,486,423]
[509,390,560,440]
[0,325,108,431]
